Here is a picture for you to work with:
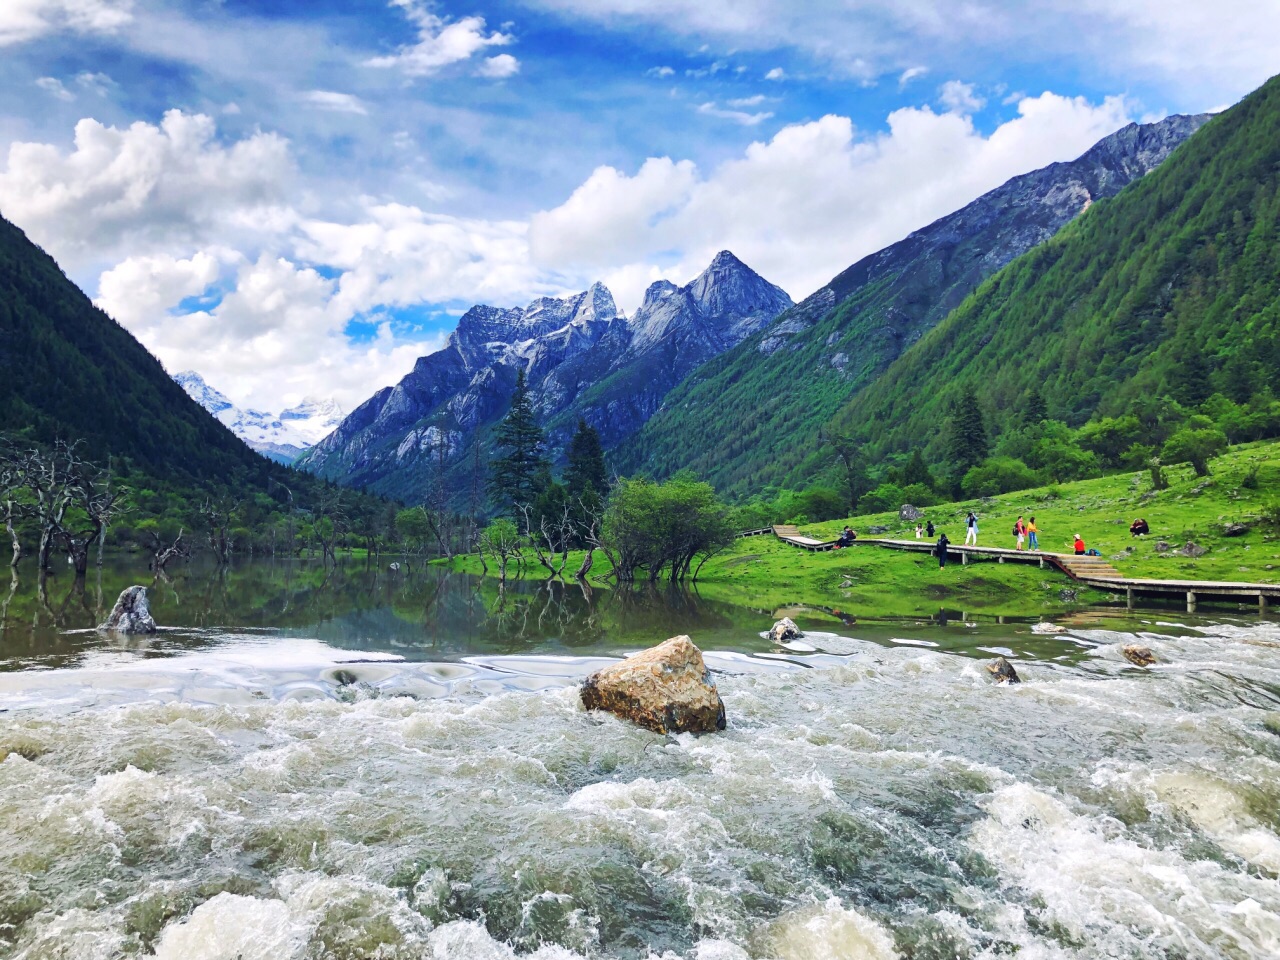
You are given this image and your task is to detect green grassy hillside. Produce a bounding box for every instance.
[833,75,1280,463]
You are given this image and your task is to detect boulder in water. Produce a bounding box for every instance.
[769,617,803,643]
[1122,645,1156,667]
[98,586,157,634]
[580,636,726,734]
[986,656,1021,684]
[899,504,924,522]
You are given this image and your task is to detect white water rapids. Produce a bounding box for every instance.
[2,622,1279,959]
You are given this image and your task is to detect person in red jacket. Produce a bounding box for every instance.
[1073,534,1086,555]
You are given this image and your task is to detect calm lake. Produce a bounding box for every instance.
[2,557,1279,959]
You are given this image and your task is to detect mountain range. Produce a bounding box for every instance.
[610,111,1211,496]
[174,371,344,464]
[299,250,792,500]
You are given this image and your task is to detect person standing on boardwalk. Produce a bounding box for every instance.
[1014,516,1027,551]
[965,511,978,546]
[937,531,950,568]
[926,520,936,538]
[1027,516,1039,551]
[915,523,923,540]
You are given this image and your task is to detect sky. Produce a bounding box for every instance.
[0,0,1276,413]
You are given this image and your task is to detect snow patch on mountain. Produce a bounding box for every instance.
[174,371,344,462]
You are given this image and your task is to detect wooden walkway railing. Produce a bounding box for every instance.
[761,526,1277,613]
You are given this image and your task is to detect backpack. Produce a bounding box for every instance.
[1012,524,1020,535]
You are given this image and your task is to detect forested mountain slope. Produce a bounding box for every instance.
[0,213,280,487]
[613,112,1209,496]
[832,75,1280,461]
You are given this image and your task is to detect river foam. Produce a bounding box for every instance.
[3,623,1280,958]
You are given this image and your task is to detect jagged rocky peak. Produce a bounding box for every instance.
[639,279,679,311]
[173,370,233,415]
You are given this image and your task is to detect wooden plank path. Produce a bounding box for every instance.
[764,527,1278,613]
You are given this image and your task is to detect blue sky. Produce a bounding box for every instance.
[0,0,1276,410]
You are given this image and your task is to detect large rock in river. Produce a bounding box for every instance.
[99,585,157,634]
[581,636,726,734]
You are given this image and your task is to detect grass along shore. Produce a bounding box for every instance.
[447,440,1280,618]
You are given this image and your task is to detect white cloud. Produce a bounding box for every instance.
[646,65,675,78]
[697,102,774,126]
[303,90,369,115]
[0,0,133,47]
[938,80,985,115]
[764,67,786,81]
[0,110,294,268]
[476,53,520,78]
[95,252,433,411]
[899,66,928,86]
[75,71,113,96]
[366,0,513,78]
[531,91,1133,308]
[727,94,767,108]
[36,76,74,101]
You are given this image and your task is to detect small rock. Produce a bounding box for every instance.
[867,525,890,535]
[1223,522,1249,537]
[581,636,726,734]
[389,562,401,571]
[1122,645,1156,667]
[1154,541,1172,553]
[1059,588,1078,603]
[1180,542,1207,559]
[98,586,157,634]
[769,617,803,642]
[1031,622,1064,634]
[987,657,1021,684]
[899,504,924,522]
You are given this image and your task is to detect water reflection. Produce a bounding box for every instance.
[0,556,1235,675]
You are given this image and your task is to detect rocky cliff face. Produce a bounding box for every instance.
[613,112,1212,496]
[299,252,791,500]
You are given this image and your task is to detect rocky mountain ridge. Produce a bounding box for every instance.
[613,112,1213,495]
[299,251,792,500]
[174,371,344,464]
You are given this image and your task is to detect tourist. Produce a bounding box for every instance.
[926,520,936,538]
[915,523,923,539]
[1014,515,1026,550]
[837,526,857,547]
[1027,516,1040,551]
[937,531,950,568]
[1073,533,1086,555]
[964,511,978,546]
[1130,518,1150,537]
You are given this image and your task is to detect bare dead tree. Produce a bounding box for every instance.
[56,467,131,580]
[152,527,191,575]
[200,498,240,566]
[517,502,573,580]
[0,454,23,570]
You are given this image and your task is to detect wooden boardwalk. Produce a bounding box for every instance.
[763,527,1278,613]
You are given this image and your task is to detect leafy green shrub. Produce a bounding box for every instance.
[1161,423,1228,477]
[960,457,1042,498]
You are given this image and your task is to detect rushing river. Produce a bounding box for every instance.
[1,559,1279,959]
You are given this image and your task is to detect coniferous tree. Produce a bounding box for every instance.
[565,419,608,498]
[946,388,989,478]
[488,368,548,514]
[1024,390,1048,426]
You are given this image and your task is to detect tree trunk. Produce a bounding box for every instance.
[575,547,594,581]
[5,507,20,570]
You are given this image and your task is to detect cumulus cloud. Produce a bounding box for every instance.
[476,53,520,78]
[0,110,294,268]
[764,67,786,81]
[646,66,675,78]
[95,251,435,411]
[303,90,369,115]
[0,0,133,47]
[938,80,985,114]
[531,91,1133,307]
[367,0,513,78]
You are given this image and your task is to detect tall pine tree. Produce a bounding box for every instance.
[488,368,548,513]
[945,388,989,479]
[565,418,608,498]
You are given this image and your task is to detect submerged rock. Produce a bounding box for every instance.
[769,617,803,643]
[98,586,157,634]
[1058,588,1078,603]
[987,657,1021,684]
[1031,622,1064,634]
[1123,645,1157,667]
[580,636,726,734]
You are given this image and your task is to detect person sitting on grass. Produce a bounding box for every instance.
[1073,534,1086,556]
[1130,518,1150,537]
[836,526,857,547]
